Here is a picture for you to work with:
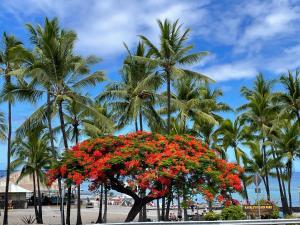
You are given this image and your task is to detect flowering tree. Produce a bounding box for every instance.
[47,131,242,222]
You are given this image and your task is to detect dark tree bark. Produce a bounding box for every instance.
[58,100,71,225]
[182,193,188,221]
[36,172,43,224]
[161,197,166,220]
[46,92,65,225]
[103,185,108,223]
[96,185,103,223]
[165,192,172,220]
[156,199,161,221]
[76,185,82,225]
[3,91,11,225]
[33,172,42,223]
[166,71,171,134]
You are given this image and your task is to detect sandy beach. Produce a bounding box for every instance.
[0,205,189,225]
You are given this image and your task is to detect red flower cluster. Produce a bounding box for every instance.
[47,131,242,204]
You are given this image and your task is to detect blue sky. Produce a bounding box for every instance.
[0,0,300,170]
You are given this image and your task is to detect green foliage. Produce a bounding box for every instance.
[255,199,279,219]
[204,211,220,221]
[221,205,246,220]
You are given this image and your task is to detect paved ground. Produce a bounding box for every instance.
[0,205,189,225]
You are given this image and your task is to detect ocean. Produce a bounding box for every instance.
[1,170,299,206]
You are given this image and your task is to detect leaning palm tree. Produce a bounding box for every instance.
[136,19,211,137]
[11,124,52,224]
[279,70,300,125]
[0,32,23,225]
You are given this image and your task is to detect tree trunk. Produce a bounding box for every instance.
[177,195,182,220]
[36,172,43,224]
[166,72,171,134]
[182,193,188,221]
[58,100,71,225]
[66,187,71,225]
[262,138,270,200]
[46,92,65,225]
[103,185,108,223]
[156,199,160,221]
[161,197,165,220]
[125,199,143,222]
[135,118,138,132]
[76,185,82,225]
[33,172,41,223]
[234,147,249,202]
[271,146,290,215]
[139,111,143,131]
[288,161,293,213]
[3,101,11,225]
[96,185,103,223]
[165,192,172,220]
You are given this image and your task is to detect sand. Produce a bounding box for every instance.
[0,205,187,225]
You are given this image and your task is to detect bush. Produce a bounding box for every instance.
[221,205,246,220]
[204,211,220,221]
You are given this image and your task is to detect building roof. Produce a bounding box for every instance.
[0,182,32,193]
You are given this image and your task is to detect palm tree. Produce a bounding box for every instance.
[243,140,280,200]
[11,124,52,224]
[216,119,250,201]
[239,73,277,200]
[279,70,300,125]
[271,121,300,212]
[136,18,211,136]
[0,32,23,225]
[13,18,105,225]
[63,100,113,225]
[99,42,161,132]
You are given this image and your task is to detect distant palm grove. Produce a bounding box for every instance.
[0,17,300,225]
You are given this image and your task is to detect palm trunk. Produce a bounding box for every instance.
[46,92,65,225]
[156,199,160,221]
[161,197,165,220]
[33,172,41,223]
[96,185,103,223]
[288,161,293,213]
[36,172,43,224]
[262,138,270,200]
[271,146,290,215]
[66,187,71,225]
[234,147,249,202]
[103,185,108,223]
[3,100,11,225]
[166,71,171,134]
[177,195,181,220]
[165,191,172,220]
[76,185,82,225]
[139,111,143,131]
[74,124,82,225]
[58,100,71,225]
[182,192,188,221]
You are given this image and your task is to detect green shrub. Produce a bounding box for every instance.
[204,211,220,221]
[255,199,279,219]
[221,205,246,220]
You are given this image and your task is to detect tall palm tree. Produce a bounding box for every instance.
[279,70,300,125]
[239,73,277,200]
[12,18,105,225]
[136,19,211,136]
[11,124,52,224]
[216,119,250,201]
[0,32,23,225]
[271,121,300,212]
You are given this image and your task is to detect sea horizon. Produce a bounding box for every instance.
[1,170,299,207]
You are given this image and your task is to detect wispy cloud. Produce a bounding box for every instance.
[1,0,300,81]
